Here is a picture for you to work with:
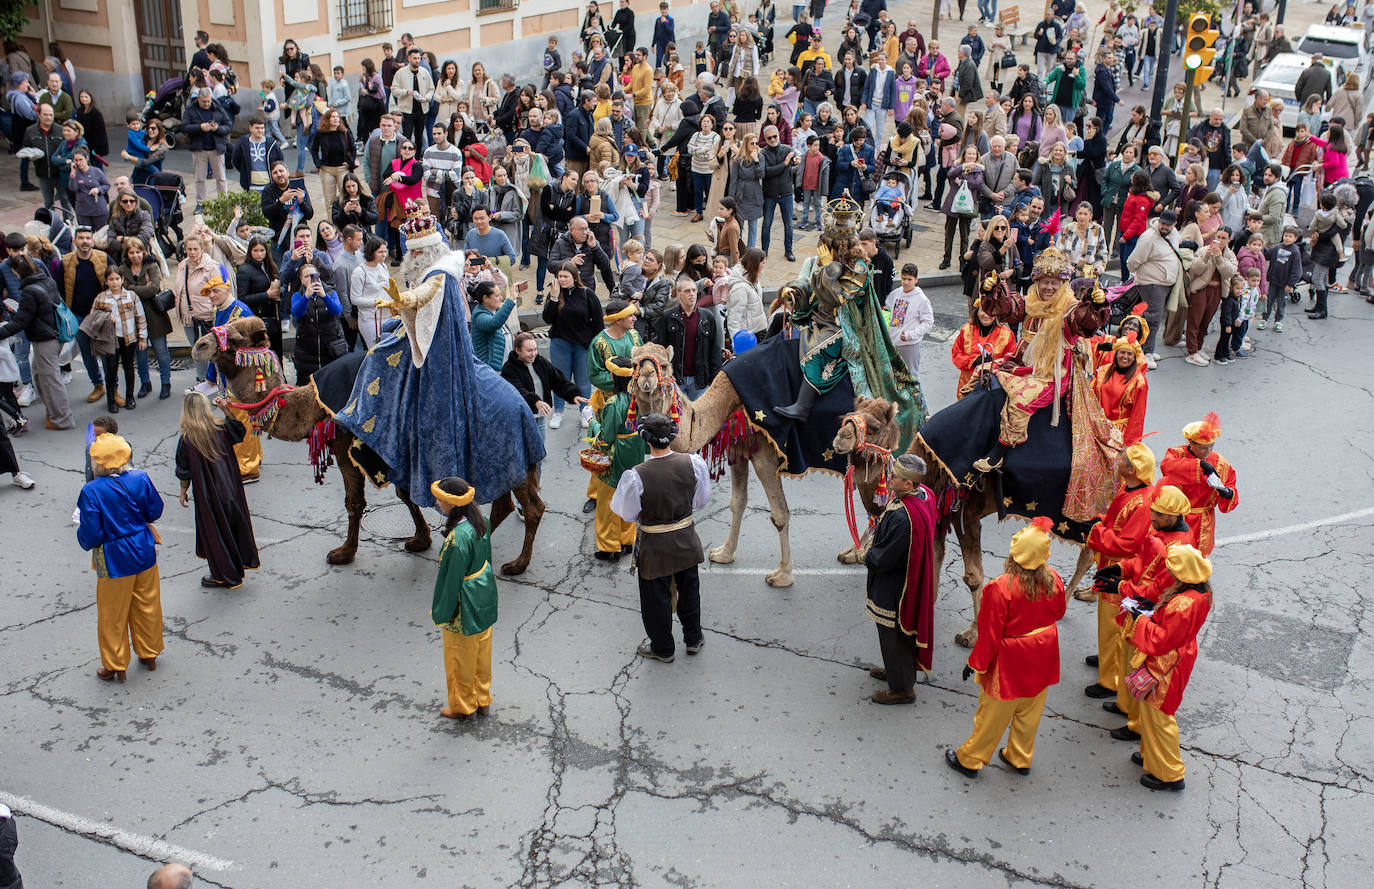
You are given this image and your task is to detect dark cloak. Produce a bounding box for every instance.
[175,417,260,586]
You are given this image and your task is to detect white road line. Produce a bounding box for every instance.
[703,566,861,575]
[0,791,235,872]
[1214,506,1374,548]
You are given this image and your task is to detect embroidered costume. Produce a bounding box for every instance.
[430,484,499,718]
[1158,413,1238,556]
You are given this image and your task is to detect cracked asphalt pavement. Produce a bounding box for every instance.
[4,280,1373,887]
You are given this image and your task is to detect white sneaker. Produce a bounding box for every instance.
[15,384,35,406]
[12,471,34,489]
[1185,352,1210,367]
[1256,319,1267,330]
[580,404,593,428]
[548,411,563,430]
[1274,321,1283,332]
[1145,354,1158,370]
[61,371,73,384]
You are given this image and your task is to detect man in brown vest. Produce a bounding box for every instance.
[610,412,712,663]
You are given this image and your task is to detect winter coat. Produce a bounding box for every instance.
[943,163,985,215]
[728,156,766,221]
[331,192,379,230]
[588,132,621,170]
[0,271,60,342]
[1100,159,1139,211]
[179,101,234,154]
[723,264,767,339]
[654,304,723,389]
[119,261,172,340]
[106,208,156,250]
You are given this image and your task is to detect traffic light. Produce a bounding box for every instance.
[1184,13,1220,85]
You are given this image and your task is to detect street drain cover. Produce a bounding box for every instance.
[362,503,437,539]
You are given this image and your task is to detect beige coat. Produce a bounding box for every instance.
[1330,86,1365,131]
[1125,222,1182,286]
[982,102,1008,139]
[1186,244,1238,294]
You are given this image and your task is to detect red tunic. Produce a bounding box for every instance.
[1092,363,1149,445]
[1132,588,1212,715]
[1086,482,1153,579]
[1158,446,1239,556]
[967,571,1068,701]
[950,322,1016,398]
[1114,524,1196,634]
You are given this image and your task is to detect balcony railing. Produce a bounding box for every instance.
[339,0,393,37]
[477,0,518,14]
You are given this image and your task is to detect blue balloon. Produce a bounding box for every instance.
[733,330,758,353]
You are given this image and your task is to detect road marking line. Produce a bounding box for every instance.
[703,566,861,575]
[1214,506,1374,548]
[0,791,235,872]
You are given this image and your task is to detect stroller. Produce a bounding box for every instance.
[142,75,191,145]
[870,168,914,256]
[133,170,187,260]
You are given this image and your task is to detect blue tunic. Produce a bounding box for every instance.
[76,470,164,579]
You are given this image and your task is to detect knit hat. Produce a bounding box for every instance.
[1150,484,1191,517]
[1010,516,1054,570]
[1165,544,1212,585]
[1182,411,1222,445]
[89,433,132,471]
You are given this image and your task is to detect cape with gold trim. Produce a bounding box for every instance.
[331,270,545,506]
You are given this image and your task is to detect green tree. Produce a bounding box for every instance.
[0,0,34,43]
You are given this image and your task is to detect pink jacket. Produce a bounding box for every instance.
[1308,136,1349,184]
[918,53,950,89]
[1236,245,1268,296]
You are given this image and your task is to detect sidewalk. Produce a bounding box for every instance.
[1,0,1332,350]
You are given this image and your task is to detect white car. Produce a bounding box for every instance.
[1294,24,1372,88]
[1247,53,1336,132]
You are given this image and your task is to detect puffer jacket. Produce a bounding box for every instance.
[723,264,767,340]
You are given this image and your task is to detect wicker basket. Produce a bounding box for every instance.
[579,447,612,474]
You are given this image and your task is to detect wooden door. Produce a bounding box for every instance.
[134,0,186,92]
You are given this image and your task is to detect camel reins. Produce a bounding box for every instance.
[227,384,296,435]
[839,412,894,552]
[631,355,688,439]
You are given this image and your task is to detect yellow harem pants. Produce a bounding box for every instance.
[1096,596,1122,692]
[96,565,164,671]
[442,626,493,715]
[1139,701,1186,782]
[1116,633,1143,733]
[954,687,1049,771]
[594,477,636,553]
[228,406,262,478]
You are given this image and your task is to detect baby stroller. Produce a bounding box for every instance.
[870,168,914,257]
[133,169,187,259]
[142,75,190,145]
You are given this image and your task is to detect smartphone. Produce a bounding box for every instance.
[289,176,307,193]
[517,281,529,292]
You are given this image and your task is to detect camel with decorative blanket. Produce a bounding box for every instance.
[193,316,543,574]
[629,342,890,587]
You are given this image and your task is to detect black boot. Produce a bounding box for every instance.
[137,380,152,398]
[124,388,136,411]
[106,394,119,414]
[774,384,818,422]
[160,382,172,400]
[1307,289,1328,319]
[973,441,1008,473]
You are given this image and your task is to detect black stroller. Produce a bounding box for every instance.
[133,170,187,259]
[142,75,191,147]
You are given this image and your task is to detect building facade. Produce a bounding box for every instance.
[21,0,715,117]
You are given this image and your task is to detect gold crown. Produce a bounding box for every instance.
[401,199,440,242]
[1031,246,1074,281]
[822,190,864,237]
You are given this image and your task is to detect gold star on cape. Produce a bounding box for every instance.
[822,448,835,461]
[1057,521,1070,534]
[1003,496,1013,507]
[1025,500,1038,511]
[754,410,766,422]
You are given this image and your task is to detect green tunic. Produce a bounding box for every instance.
[587,329,643,394]
[430,519,499,636]
[588,391,646,489]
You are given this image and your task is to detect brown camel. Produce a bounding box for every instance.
[829,396,900,564]
[834,406,1097,648]
[628,343,887,586]
[193,316,543,574]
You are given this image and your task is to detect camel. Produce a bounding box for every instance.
[193,316,543,574]
[834,405,1096,648]
[627,342,887,587]
[829,397,900,564]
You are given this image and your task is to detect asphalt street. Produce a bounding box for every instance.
[4,269,1373,887]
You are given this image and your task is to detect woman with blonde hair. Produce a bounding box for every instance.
[175,391,260,589]
[466,62,499,125]
[1038,104,1068,155]
[1331,72,1364,131]
[589,115,622,170]
[77,432,165,681]
[728,132,766,247]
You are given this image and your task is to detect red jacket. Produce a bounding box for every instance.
[1133,588,1212,715]
[1087,482,1153,578]
[1119,193,1153,239]
[1158,446,1238,556]
[950,321,1016,398]
[967,571,1067,700]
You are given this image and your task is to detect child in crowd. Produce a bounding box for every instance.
[791,112,816,153]
[1236,232,1268,297]
[429,475,499,720]
[1353,202,1374,295]
[329,66,353,126]
[260,80,286,145]
[693,41,709,76]
[1234,266,1261,357]
[1065,122,1082,159]
[885,262,934,375]
[797,136,830,229]
[1177,137,1205,175]
[1308,191,1347,319]
[1213,273,1242,365]
[710,253,731,307]
[1259,225,1304,331]
[91,267,148,413]
[871,170,907,235]
[544,37,563,88]
[619,239,646,295]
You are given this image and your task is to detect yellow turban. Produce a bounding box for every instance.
[89,433,132,471]
[1182,411,1222,445]
[1010,517,1053,570]
[1123,442,1156,486]
[1151,484,1191,517]
[1165,544,1212,585]
[430,479,474,507]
